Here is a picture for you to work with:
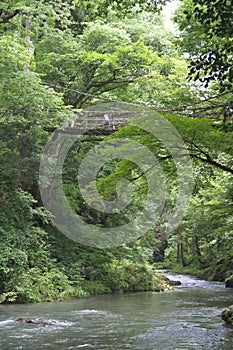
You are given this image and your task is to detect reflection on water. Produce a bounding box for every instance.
[0,274,232,350]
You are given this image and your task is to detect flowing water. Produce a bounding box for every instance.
[0,273,232,350]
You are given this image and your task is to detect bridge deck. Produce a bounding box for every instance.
[70,116,130,131]
[66,116,130,135]
[52,116,131,137]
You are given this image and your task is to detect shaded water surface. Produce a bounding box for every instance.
[0,274,232,349]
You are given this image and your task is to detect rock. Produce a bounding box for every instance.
[164,277,182,286]
[225,275,233,288]
[221,305,233,326]
[169,279,182,286]
[16,318,58,325]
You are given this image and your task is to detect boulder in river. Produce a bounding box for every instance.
[16,318,58,325]
[164,276,182,286]
[221,305,233,326]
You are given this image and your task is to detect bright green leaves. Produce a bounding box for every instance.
[186,172,233,268]
[128,56,194,108]
[35,30,81,88]
[115,12,174,54]
[0,16,72,237]
[35,26,165,107]
[0,71,67,128]
[81,21,131,53]
[0,0,74,35]
[71,0,169,22]
[33,10,195,108]
[0,36,33,75]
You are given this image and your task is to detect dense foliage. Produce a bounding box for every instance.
[0,0,232,303]
[174,0,233,90]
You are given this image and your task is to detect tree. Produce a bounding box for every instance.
[174,0,233,90]
[168,170,233,280]
[35,15,197,108]
[0,5,78,302]
[71,0,170,25]
[0,0,170,35]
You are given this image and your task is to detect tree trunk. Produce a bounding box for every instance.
[177,242,187,267]
[195,236,205,265]
[24,13,34,72]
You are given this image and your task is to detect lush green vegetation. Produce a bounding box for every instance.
[0,0,232,303]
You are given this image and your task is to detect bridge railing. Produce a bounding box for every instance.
[72,117,130,130]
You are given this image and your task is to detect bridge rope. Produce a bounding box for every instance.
[41,82,233,121]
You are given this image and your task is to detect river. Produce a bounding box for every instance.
[0,273,232,350]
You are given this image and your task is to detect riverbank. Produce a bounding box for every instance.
[0,263,172,304]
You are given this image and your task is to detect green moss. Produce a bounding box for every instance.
[221,306,233,326]
[225,275,233,288]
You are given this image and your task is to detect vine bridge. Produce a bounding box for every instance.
[58,111,132,136]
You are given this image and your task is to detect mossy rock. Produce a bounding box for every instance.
[164,276,181,286]
[221,305,233,326]
[225,275,233,288]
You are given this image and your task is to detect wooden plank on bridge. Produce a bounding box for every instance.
[70,116,130,130]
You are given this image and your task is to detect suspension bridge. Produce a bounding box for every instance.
[56,110,132,136]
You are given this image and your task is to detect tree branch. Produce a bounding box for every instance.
[0,10,19,23]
